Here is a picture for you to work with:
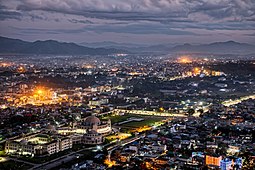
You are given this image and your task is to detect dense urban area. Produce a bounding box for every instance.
[0,54,254,170]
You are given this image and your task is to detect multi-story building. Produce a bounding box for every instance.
[5,133,73,156]
[205,155,222,167]
[220,158,233,170]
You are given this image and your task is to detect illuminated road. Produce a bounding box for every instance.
[222,94,255,107]
[114,94,255,118]
[114,109,187,117]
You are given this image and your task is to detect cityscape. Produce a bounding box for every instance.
[0,1,255,170]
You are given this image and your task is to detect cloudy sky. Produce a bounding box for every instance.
[0,0,255,45]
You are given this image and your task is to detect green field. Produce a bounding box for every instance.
[102,114,160,125]
[122,118,163,128]
[104,114,164,128]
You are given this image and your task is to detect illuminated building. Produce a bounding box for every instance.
[227,145,240,155]
[193,67,201,75]
[83,130,103,144]
[79,114,111,135]
[212,71,223,76]
[5,132,72,156]
[234,158,242,170]
[192,152,204,158]
[4,114,111,156]
[89,98,109,106]
[17,66,26,73]
[205,155,222,166]
[58,114,111,145]
[220,158,233,170]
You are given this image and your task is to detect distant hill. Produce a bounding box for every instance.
[80,41,181,54]
[80,41,148,48]
[82,40,255,54]
[1,36,254,55]
[0,36,125,55]
[170,41,255,54]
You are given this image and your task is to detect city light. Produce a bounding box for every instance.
[0,62,12,67]
[0,157,8,162]
[178,56,192,64]
[37,89,44,95]
[17,66,26,73]
[104,158,116,168]
[0,1,254,170]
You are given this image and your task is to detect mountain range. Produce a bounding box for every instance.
[0,36,124,55]
[81,41,255,54]
[1,36,255,55]
[170,41,255,54]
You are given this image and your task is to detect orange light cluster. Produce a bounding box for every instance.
[17,66,26,73]
[178,56,192,64]
[132,126,152,133]
[34,87,47,96]
[104,158,116,168]
[0,62,12,67]
[145,162,158,170]
[193,67,201,75]
[82,64,94,69]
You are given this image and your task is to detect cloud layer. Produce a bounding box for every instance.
[0,0,255,44]
[15,0,255,22]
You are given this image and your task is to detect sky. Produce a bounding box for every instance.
[0,0,255,45]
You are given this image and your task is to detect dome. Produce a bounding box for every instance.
[84,115,101,126]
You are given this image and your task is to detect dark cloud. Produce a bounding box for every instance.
[15,0,255,21]
[9,26,88,35]
[11,0,254,31]
[9,23,197,36]
[84,24,197,35]
[29,13,48,21]
[0,5,22,20]
[68,19,94,24]
[1,0,255,44]
[165,21,255,31]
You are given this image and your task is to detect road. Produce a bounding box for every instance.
[29,146,96,170]
[114,109,187,117]
[8,157,37,166]
[222,94,255,107]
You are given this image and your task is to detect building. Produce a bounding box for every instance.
[58,114,111,145]
[89,98,109,106]
[79,114,111,136]
[5,115,111,156]
[234,158,242,170]
[220,158,233,170]
[83,130,103,145]
[5,133,72,156]
[205,155,222,167]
